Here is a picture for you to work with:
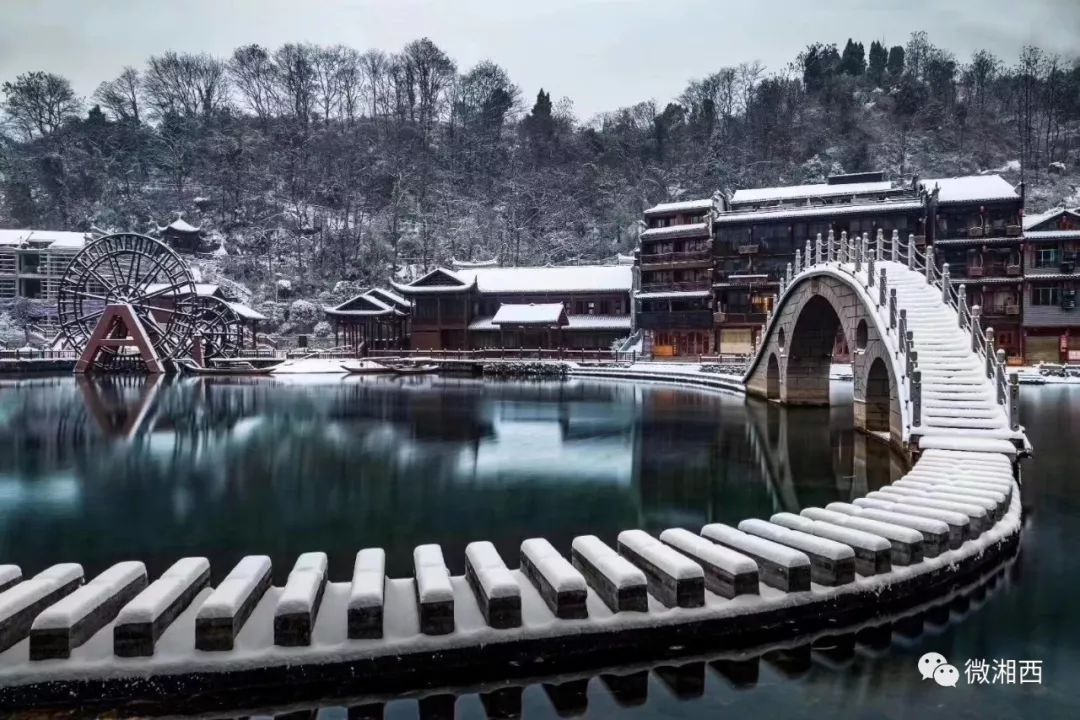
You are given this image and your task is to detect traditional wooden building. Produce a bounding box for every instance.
[156,218,204,254]
[324,287,411,352]
[636,198,718,357]
[390,264,633,351]
[1020,206,1080,362]
[920,175,1024,360]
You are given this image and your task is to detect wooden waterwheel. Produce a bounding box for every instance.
[57,232,197,370]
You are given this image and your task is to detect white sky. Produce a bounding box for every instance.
[1,0,1077,119]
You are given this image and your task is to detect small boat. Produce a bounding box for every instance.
[340,362,394,375]
[390,363,439,376]
[177,358,279,376]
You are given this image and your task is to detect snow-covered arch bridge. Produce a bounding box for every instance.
[744,230,1028,457]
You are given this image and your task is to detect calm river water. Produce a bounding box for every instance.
[0,374,1075,719]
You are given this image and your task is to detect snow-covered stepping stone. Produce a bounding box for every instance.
[414,544,454,636]
[873,489,991,532]
[801,507,923,565]
[827,502,949,557]
[854,497,969,548]
[30,561,147,660]
[770,512,891,577]
[465,541,521,629]
[659,528,758,598]
[0,566,20,594]
[114,557,210,657]
[196,555,272,651]
[617,529,704,608]
[893,479,1007,519]
[571,535,647,612]
[519,538,587,619]
[0,563,83,653]
[348,549,386,639]
[274,552,328,647]
[700,523,811,592]
[738,519,855,586]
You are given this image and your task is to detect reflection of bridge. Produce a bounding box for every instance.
[0,233,1030,714]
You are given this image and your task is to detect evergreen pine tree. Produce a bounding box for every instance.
[867,41,888,83]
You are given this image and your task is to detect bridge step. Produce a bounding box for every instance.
[825,503,949,558]
[853,497,970,548]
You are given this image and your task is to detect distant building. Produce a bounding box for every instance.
[324,287,412,352]
[156,218,204,254]
[1020,206,1080,362]
[390,264,633,351]
[920,175,1025,360]
[0,229,93,301]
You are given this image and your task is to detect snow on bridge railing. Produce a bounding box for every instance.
[764,228,1021,435]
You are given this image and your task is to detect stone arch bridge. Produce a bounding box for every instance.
[744,231,1027,457]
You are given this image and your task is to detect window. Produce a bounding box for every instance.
[1036,247,1060,268]
[1032,286,1060,306]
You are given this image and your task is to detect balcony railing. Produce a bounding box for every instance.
[639,280,712,293]
[639,249,712,266]
[715,310,768,324]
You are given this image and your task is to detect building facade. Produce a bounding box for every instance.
[636,198,717,357]
[0,230,91,302]
[1020,206,1080,363]
[636,172,1043,362]
[390,264,633,351]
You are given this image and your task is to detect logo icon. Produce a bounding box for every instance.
[918,651,948,680]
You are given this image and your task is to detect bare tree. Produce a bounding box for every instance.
[94,67,142,123]
[143,52,229,120]
[229,44,280,121]
[273,43,316,124]
[1,71,81,139]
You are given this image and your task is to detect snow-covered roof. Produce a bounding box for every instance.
[639,222,711,240]
[228,302,266,321]
[451,257,499,268]
[920,175,1019,204]
[0,229,90,249]
[635,289,712,300]
[145,282,220,297]
[394,264,632,295]
[165,218,201,233]
[366,287,410,309]
[644,198,715,217]
[713,199,923,225]
[1023,207,1080,231]
[491,303,568,326]
[1024,229,1080,242]
[731,180,896,205]
[469,313,631,331]
[931,236,1022,247]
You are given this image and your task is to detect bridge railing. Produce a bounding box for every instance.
[766,228,1020,434]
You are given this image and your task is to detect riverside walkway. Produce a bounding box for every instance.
[0,233,1028,713]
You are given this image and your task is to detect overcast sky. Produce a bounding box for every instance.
[1,0,1078,119]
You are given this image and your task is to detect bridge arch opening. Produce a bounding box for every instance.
[785,295,843,406]
[766,353,781,400]
[864,356,891,433]
[855,319,868,351]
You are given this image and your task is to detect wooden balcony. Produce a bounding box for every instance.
[639,249,712,269]
[715,310,768,325]
[639,280,712,294]
[637,310,714,330]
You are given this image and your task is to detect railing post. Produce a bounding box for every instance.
[971,305,981,353]
[899,309,907,353]
[985,327,996,379]
[941,262,951,303]
[827,229,835,263]
[925,245,935,285]
[786,262,792,285]
[839,231,848,264]
[855,233,865,273]
[868,235,876,287]
[907,347,917,379]
[907,233,915,269]
[805,239,813,268]
[779,276,786,295]
[958,284,967,328]
[889,288,897,329]
[794,248,802,274]
[996,349,1007,404]
[879,268,887,306]
[815,233,823,265]
[911,369,922,428]
[875,228,884,261]
[891,229,899,262]
[1009,373,1020,430]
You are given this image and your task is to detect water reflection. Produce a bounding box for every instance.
[0,375,904,581]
